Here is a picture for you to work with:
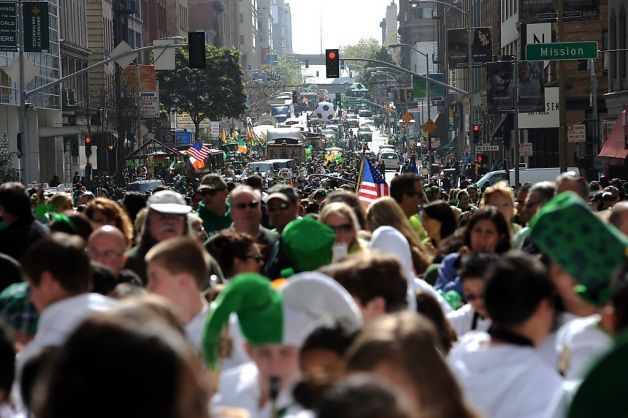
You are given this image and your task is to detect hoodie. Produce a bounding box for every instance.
[449,332,562,418]
[369,226,451,313]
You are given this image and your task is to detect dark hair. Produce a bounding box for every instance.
[36,315,204,418]
[20,346,61,411]
[49,212,94,242]
[145,237,210,288]
[0,182,34,220]
[0,253,21,293]
[415,291,457,353]
[323,251,408,312]
[0,322,14,393]
[301,324,357,358]
[463,207,512,253]
[484,252,555,326]
[390,173,421,203]
[122,192,147,223]
[205,230,256,278]
[90,262,118,295]
[318,374,415,418]
[423,200,458,240]
[245,175,263,190]
[459,252,499,281]
[324,190,367,229]
[611,262,628,332]
[21,233,92,293]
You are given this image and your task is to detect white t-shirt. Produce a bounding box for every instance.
[446,304,491,338]
[449,332,563,418]
[185,303,209,351]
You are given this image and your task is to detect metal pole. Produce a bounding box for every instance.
[427,53,432,167]
[557,0,567,172]
[590,58,598,157]
[513,58,520,185]
[467,5,474,166]
[17,0,27,182]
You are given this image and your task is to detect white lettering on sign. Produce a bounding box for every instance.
[540,46,585,57]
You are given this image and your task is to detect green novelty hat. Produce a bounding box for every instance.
[529,192,628,306]
[282,217,336,273]
[568,330,628,418]
[201,272,362,370]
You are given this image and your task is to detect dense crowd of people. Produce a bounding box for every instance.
[0,167,627,418]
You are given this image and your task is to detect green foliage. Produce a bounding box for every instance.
[158,45,246,140]
[341,38,381,60]
[372,47,395,65]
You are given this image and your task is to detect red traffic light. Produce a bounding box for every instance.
[328,51,336,60]
[473,125,480,133]
[85,137,92,144]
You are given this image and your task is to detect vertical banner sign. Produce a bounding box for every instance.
[23,2,49,52]
[471,27,492,64]
[486,61,515,113]
[517,61,545,113]
[0,3,17,51]
[447,29,469,69]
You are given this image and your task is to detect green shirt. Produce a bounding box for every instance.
[409,213,429,242]
[197,201,232,236]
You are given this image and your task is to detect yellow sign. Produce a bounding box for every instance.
[402,113,413,124]
[422,118,437,134]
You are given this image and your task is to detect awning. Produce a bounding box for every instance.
[599,110,628,163]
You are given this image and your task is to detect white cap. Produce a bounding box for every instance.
[147,190,192,214]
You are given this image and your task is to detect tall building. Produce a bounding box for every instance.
[239,0,259,70]
[605,0,628,120]
[142,0,188,46]
[385,1,398,46]
[272,0,292,57]
[0,0,63,183]
[257,0,273,65]
[397,0,436,70]
[86,0,114,111]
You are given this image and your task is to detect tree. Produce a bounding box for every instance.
[158,46,246,141]
[372,47,395,65]
[341,38,381,61]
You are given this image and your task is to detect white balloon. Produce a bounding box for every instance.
[315,101,336,121]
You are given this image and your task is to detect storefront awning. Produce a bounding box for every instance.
[599,110,628,163]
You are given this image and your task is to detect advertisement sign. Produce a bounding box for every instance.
[176,131,192,145]
[23,2,48,52]
[521,0,598,22]
[471,27,492,64]
[210,122,220,139]
[518,87,560,129]
[517,61,545,112]
[447,29,469,69]
[122,65,157,91]
[487,62,515,113]
[0,3,17,51]
[139,92,160,119]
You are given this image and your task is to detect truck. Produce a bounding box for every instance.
[475,167,581,190]
[271,104,291,124]
[265,127,306,162]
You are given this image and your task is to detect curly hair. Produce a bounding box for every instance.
[205,230,257,278]
[85,198,134,249]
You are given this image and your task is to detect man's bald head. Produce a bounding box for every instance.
[87,226,128,275]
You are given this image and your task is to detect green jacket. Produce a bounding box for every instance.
[197,201,232,236]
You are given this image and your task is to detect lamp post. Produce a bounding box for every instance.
[389,42,432,167]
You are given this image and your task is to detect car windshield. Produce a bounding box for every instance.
[359,127,371,132]
[381,153,398,159]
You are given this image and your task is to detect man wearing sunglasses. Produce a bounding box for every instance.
[223,185,278,264]
[265,184,300,234]
[197,174,232,237]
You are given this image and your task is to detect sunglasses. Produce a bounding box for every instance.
[234,200,259,210]
[328,224,353,233]
[268,201,291,212]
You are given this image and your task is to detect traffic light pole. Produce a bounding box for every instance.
[513,58,520,185]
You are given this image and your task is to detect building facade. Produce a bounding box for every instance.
[239,0,258,70]
[272,0,292,57]
[385,1,398,47]
[257,0,273,65]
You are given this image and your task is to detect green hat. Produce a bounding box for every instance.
[568,330,628,418]
[201,272,362,370]
[529,192,628,306]
[282,217,335,273]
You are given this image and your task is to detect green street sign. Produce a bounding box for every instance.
[526,41,598,61]
[344,99,363,106]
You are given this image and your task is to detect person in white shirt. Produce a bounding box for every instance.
[446,252,496,338]
[17,233,115,374]
[449,253,562,418]
[145,236,210,351]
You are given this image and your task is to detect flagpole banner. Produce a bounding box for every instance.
[447,29,469,69]
[517,61,545,113]
[486,61,515,114]
[23,2,49,52]
[471,27,492,64]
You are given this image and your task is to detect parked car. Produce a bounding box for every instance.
[379,151,401,170]
[475,167,581,189]
[358,126,373,142]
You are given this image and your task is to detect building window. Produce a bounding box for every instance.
[240,13,243,23]
[240,35,244,45]
[620,6,627,79]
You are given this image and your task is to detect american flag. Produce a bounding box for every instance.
[358,157,389,204]
[187,142,210,161]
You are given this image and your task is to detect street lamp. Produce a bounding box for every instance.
[409,0,468,15]
[389,43,433,167]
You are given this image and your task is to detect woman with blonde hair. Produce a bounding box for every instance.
[366,197,432,274]
[319,202,365,255]
[48,192,73,213]
[345,311,480,418]
[85,197,134,248]
[480,181,520,234]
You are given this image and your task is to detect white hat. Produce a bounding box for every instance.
[147,190,192,214]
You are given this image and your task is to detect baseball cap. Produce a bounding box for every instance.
[265,184,298,204]
[199,174,228,191]
[147,190,191,214]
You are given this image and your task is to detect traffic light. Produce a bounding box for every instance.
[472,124,480,144]
[476,154,487,165]
[188,32,206,69]
[326,49,340,78]
[85,137,92,157]
[335,93,341,108]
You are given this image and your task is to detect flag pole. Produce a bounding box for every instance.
[355,144,366,194]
